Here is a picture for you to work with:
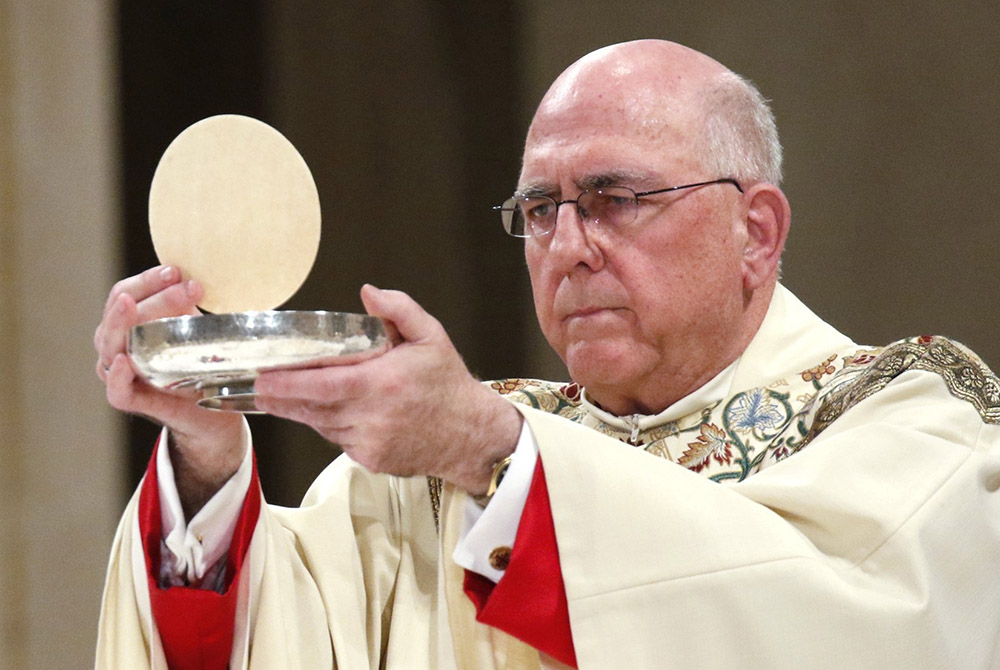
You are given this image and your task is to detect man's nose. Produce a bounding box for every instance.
[546,200,604,272]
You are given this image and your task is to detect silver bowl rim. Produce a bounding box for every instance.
[128,309,386,344]
[126,309,390,392]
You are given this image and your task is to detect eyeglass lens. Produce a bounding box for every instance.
[510,188,637,236]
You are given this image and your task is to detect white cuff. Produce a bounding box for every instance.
[157,419,254,585]
[452,420,538,583]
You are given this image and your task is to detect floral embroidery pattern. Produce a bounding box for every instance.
[727,387,786,435]
[679,424,733,472]
[804,337,1000,446]
[496,378,585,416]
[843,351,877,367]
[801,355,837,383]
[494,377,812,483]
[491,379,530,395]
[486,336,1000,490]
[559,382,582,401]
[644,441,673,460]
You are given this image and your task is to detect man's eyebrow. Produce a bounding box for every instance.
[514,183,555,198]
[577,170,650,190]
[515,170,654,198]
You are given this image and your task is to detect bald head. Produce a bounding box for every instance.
[527,40,782,187]
[535,40,727,119]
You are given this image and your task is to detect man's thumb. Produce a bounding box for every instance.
[360,284,440,345]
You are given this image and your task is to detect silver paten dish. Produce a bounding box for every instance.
[128,311,390,413]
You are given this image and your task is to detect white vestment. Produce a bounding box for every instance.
[96,285,1000,669]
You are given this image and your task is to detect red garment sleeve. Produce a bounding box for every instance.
[463,459,578,668]
[137,435,261,670]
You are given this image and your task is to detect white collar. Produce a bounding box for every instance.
[580,359,738,433]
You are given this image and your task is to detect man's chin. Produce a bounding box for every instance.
[564,341,646,389]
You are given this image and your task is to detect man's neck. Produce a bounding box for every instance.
[584,282,775,416]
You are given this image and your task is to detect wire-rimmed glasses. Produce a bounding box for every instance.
[493,178,743,238]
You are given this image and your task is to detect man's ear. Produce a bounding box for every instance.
[740,183,790,290]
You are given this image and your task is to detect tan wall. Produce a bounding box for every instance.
[0,0,122,667]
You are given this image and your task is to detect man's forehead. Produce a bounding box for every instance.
[531,108,682,151]
[517,122,702,194]
[527,77,692,143]
[522,82,703,185]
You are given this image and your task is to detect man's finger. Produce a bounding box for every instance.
[255,365,365,404]
[96,274,203,367]
[360,284,443,345]
[99,279,201,352]
[132,279,203,323]
[254,395,349,431]
[95,293,138,369]
[104,352,145,412]
[104,265,182,317]
[104,352,209,424]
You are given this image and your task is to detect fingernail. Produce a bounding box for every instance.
[160,266,175,282]
[116,293,128,313]
[186,280,199,297]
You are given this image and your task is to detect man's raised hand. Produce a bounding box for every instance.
[94,265,245,515]
[254,285,523,494]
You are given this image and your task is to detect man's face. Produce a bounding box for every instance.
[521,80,749,415]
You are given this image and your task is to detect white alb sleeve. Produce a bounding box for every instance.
[156,420,254,586]
[452,420,538,583]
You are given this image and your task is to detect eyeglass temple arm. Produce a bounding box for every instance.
[634,178,743,198]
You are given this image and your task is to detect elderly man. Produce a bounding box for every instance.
[95,40,1000,669]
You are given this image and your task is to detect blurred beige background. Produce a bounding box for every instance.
[2,1,998,667]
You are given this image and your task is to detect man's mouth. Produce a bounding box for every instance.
[570,307,606,317]
[565,306,622,323]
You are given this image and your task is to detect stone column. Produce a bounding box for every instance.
[0,0,123,666]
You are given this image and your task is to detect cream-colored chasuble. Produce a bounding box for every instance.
[96,285,1000,669]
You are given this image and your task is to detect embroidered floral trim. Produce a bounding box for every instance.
[917,339,1000,421]
[803,337,1000,449]
[493,377,823,483]
[485,336,999,491]
[679,423,733,472]
[728,387,786,434]
[490,379,531,395]
[801,354,837,383]
[559,382,582,401]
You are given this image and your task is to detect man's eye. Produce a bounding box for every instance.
[522,199,553,220]
[592,192,632,208]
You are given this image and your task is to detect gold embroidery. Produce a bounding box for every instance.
[485,338,999,487]
[801,354,837,382]
[426,476,443,533]
[803,337,1000,449]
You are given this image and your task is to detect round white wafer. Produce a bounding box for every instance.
[149,114,321,313]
